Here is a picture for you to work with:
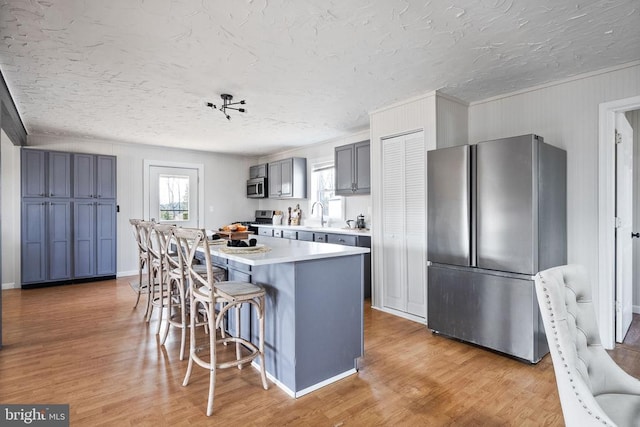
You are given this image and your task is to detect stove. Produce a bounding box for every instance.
[231,210,274,234]
[254,210,275,225]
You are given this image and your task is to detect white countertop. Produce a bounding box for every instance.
[253,224,371,237]
[209,235,370,266]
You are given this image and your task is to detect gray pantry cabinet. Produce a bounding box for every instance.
[21,149,117,288]
[335,140,370,195]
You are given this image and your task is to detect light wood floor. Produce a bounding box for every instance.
[1,277,639,426]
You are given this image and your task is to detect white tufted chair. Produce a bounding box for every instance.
[534,265,640,426]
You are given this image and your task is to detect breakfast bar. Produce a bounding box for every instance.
[204,235,370,398]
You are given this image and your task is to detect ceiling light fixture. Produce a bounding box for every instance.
[206,94,246,120]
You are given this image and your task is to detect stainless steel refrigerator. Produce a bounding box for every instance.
[426,134,566,363]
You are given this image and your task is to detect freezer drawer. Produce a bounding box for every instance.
[427,264,548,363]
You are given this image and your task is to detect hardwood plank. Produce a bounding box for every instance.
[1,277,638,425]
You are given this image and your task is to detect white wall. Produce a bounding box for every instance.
[2,134,258,282]
[1,130,21,288]
[257,129,372,228]
[468,62,640,319]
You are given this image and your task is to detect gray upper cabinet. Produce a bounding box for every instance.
[22,150,71,198]
[49,152,72,198]
[249,163,268,179]
[268,157,306,199]
[335,140,370,195]
[22,150,46,198]
[74,154,117,199]
[73,154,95,198]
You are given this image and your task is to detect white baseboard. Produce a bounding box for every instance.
[250,361,357,398]
[633,305,640,314]
[2,282,19,290]
[371,305,427,325]
[117,270,138,278]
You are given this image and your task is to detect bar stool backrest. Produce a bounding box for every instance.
[173,228,214,295]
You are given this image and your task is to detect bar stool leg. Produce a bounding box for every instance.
[182,293,196,388]
[206,298,217,417]
[236,303,242,369]
[258,295,268,389]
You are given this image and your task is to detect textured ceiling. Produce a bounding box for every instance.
[1,0,639,155]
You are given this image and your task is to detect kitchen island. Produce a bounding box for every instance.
[204,235,370,398]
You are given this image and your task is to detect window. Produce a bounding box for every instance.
[158,174,190,221]
[310,162,343,221]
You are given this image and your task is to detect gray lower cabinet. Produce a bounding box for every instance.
[21,200,72,284]
[297,231,314,241]
[96,202,117,275]
[21,148,117,287]
[258,227,273,237]
[266,227,372,298]
[74,201,117,278]
[282,230,297,239]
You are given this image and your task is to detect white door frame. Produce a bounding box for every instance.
[598,95,640,349]
[143,159,204,228]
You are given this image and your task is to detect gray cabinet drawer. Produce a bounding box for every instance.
[327,234,357,246]
[297,231,314,241]
[282,230,297,239]
[314,233,328,242]
[258,227,273,237]
[273,229,283,238]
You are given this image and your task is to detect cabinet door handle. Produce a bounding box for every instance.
[338,238,345,243]
[632,232,640,238]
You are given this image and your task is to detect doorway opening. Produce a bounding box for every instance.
[598,95,640,349]
[143,160,204,229]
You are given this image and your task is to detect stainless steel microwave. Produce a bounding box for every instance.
[247,177,267,198]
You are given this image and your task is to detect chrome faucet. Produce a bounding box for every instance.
[311,201,326,227]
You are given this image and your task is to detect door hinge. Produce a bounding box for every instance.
[615,130,622,144]
[615,300,622,313]
[615,217,622,228]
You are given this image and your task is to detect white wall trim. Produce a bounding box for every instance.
[472,60,640,107]
[369,90,436,115]
[435,91,470,107]
[598,95,640,349]
[2,282,19,290]
[143,159,205,227]
[371,306,427,325]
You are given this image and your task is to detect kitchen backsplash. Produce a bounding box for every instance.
[258,196,371,229]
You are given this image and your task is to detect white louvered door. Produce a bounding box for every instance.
[381,131,426,317]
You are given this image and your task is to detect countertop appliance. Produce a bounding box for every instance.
[426,134,566,363]
[247,177,267,198]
